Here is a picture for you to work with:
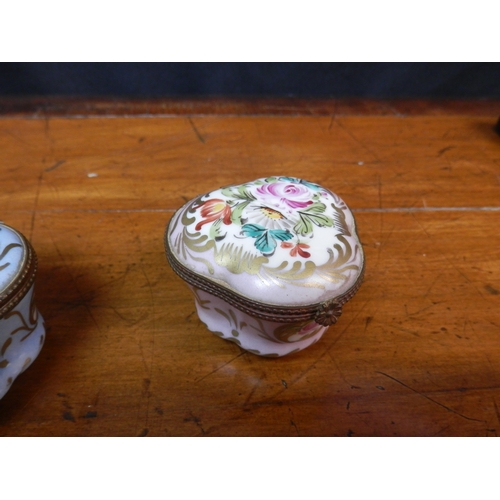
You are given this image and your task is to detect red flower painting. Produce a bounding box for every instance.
[280,241,311,258]
[195,199,232,231]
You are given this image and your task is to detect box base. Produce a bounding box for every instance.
[0,286,45,399]
[191,287,327,357]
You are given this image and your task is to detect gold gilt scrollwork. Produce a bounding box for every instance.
[177,201,360,287]
[331,204,351,237]
[213,242,269,275]
[0,243,22,272]
[0,291,39,368]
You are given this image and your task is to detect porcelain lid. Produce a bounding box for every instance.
[0,223,37,316]
[165,176,364,323]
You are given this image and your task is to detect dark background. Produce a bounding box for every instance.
[0,63,499,98]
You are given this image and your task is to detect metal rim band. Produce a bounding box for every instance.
[164,222,364,325]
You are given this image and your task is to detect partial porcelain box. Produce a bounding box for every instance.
[0,223,45,399]
[165,176,364,357]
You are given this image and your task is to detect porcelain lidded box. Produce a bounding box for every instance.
[165,177,364,357]
[0,222,45,398]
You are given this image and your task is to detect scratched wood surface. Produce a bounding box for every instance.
[0,100,499,436]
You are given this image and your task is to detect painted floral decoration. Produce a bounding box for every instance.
[186,176,344,259]
[194,199,232,231]
[171,176,361,295]
[280,241,311,258]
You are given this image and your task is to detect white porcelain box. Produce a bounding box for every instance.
[0,223,45,399]
[165,177,364,357]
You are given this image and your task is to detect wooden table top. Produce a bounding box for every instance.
[1,98,499,437]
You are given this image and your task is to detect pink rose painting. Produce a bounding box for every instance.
[255,182,313,211]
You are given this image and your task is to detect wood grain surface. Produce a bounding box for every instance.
[1,99,499,436]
